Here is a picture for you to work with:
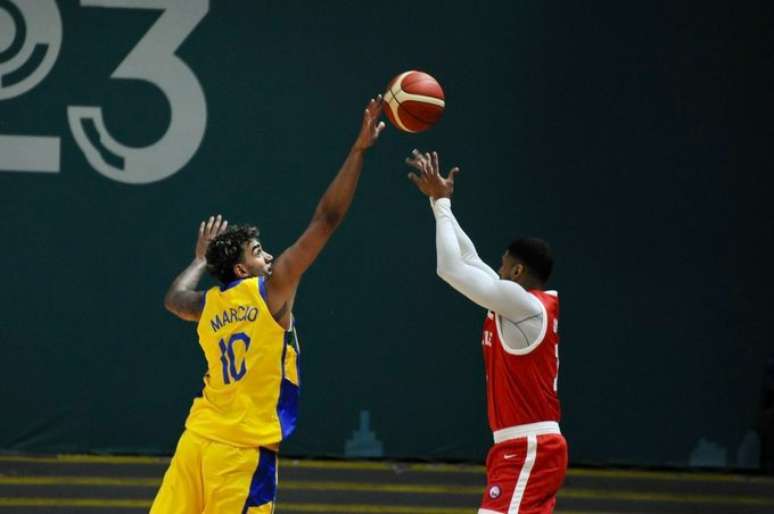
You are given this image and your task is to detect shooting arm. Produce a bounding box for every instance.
[432,198,540,320]
[269,145,367,293]
[266,98,384,324]
[432,198,499,279]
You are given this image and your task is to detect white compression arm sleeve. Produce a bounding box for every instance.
[432,198,544,349]
[447,206,499,280]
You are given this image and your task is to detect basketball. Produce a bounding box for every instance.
[383,70,445,133]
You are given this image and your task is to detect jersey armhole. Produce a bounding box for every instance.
[496,295,548,356]
[258,276,268,301]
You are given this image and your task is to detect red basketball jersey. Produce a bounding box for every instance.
[482,290,560,431]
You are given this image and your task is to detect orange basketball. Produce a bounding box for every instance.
[383,70,445,133]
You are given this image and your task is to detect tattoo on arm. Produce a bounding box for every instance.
[164,258,207,322]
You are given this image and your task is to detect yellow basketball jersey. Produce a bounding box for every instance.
[185,277,301,448]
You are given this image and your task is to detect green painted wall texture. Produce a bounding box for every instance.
[1,1,769,469]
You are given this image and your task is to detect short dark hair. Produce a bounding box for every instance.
[507,237,553,284]
[206,225,259,285]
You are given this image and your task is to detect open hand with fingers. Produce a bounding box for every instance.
[354,95,386,151]
[406,149,460,199]
[195,214,229,261]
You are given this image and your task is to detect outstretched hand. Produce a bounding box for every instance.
[195,214,228,261]
[354,95,386,151]
[406,149,460,199]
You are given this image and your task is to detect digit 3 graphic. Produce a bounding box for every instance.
[0,0,208,182]
[0,0,62,100]
[68,0,209,185]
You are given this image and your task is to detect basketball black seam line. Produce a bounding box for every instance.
[400,74,444,117]
[390,81,445,126]
[388,85,441,127]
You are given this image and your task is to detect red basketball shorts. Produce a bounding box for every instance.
[478,425,567,514]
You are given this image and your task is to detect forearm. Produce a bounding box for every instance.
[313,146,365,229]
[432,198,499,279]
[433,198,464,279]
[267,145,367,296]
[433,201,499,309]
[164,258,207,321]
[268,99,381,298]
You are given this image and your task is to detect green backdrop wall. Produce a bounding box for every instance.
[1,0,769,469]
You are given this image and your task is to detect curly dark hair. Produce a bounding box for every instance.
[508,237,554,284]
[206,224,260,285]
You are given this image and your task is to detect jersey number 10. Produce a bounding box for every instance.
[218,332,251,384]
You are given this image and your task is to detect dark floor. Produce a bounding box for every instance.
[0,454,773,513]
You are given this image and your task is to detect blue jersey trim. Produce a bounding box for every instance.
[277,379,299,439]
[242,447,277,512]
[290,324,302,381]
[220,278,243,292]
[258,276,268,301]
[276,327,301,439]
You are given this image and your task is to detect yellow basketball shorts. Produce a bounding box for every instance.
[150,430,278,514]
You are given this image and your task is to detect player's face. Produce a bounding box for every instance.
[238,238,273,278]
[498,251,519,280]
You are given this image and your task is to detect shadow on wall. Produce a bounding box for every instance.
[689,355,774,473]
[761,354,774,474]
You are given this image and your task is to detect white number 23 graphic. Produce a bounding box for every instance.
[0,0,208,184]
[68,0,208,184]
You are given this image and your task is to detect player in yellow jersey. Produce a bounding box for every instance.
[150,97,385,514]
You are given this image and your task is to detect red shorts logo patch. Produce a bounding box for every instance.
[488,485,502,499]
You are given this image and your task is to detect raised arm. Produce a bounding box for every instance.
[164,215,228,321]
[407,150,497,279]
[432,198,539,319]
[444,200,499,279]
[265,97,385,323]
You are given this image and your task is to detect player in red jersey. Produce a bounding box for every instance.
[407,150,567,514]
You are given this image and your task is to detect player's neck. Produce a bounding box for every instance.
[516,277,544,291]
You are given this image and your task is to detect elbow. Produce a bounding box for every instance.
[323,211,343,229]
[436,266,452,283]
[163,297,193,321]
[314,209,342,232]
[437,264,466,287]
[163,291,177,315]
[162,290,201,322]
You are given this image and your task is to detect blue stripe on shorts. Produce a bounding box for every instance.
[242,447,277,513]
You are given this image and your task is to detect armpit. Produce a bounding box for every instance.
[498,300,548,354]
